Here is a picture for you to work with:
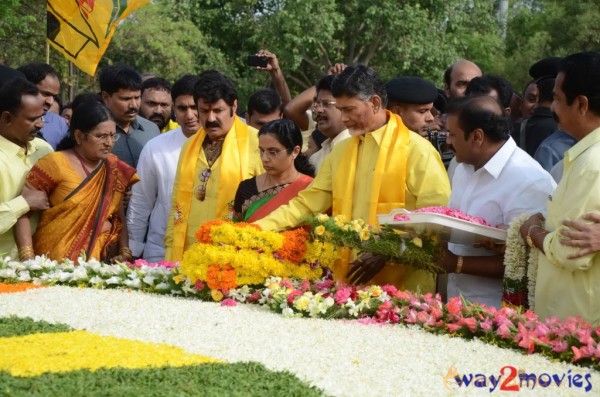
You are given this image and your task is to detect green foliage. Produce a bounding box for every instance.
[0,316,72,338]
[2,0,599,104]
[0,362,324,397]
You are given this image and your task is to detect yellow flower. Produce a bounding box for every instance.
[411,237,423,248]
[315,225,326,236]
[351,220,362,232]
[342,225,351,232]
[172,274,186,285]
[359,229,371,241]
[294,295,311,311]
[316,213,329,222]
[369,285,383,297]
[334,215,348,227]
[210,289,224,301]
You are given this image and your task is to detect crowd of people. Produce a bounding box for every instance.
[1,50,599,326]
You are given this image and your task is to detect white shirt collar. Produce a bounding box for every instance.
[481,137,517,179]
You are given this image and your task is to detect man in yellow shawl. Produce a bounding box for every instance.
[256,65,451,293]
[165,71,263,262]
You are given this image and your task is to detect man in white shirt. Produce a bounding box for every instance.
[438,95,556,308]
[127,75,200,262]
[308,75,350,172]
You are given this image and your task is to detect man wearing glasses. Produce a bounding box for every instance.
[255,65,450,293]
[308,74,350,172]
[165,71,263,262]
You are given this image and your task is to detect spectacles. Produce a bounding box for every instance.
[257,148,287,159]
[311,99,337,110]
[194,168,212,201]
[90,133,120,143]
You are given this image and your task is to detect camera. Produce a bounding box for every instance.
[427,129,454,167]
[247,55,269,68]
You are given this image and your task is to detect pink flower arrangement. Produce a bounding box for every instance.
[128,259,179,269]
[209,277,599,369]
[393,206,493,227]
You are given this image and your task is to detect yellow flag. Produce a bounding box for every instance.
[46,0,150,76]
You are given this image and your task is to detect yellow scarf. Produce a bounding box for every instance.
[171,116,251,260]
[332,111,409,225]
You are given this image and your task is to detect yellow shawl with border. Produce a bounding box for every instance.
[170,116,253,261]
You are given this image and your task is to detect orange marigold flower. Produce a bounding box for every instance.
[206,264,238,290]
[0,282,44,294]
[195,219,225,243]
[276,228,309,263]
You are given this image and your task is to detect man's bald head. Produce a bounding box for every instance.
[444,59,482,99]
[447,95,509,142]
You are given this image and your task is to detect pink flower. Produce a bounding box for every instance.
[393,290,413,301]
[376,300,400,324]
[480,318,493,332]
[381,285,398,296]
[287,289,303,305]
[571,346,583,362]
[131,259,149,268]
[416,310,431,325]
[446,323,462,333]
[220,298,237,307]
[156,260,178,269]
[458,317,478,333]
[446,297,463,317]
[281,279,293,288]
[246,291,262,302]
[299,279,311,292]
[334,287,352,305]
[314,279,334,290]
[194,280,206,291]
[496,324,512,339]
[551,340,568,353]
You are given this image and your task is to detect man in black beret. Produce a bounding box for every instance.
[385,76,438,136]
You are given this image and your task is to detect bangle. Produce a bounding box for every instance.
[18,246,35,261]
[526,224,545,248]
[119,247,133,259]
[456,256,464,273]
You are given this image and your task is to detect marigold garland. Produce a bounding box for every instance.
[181,221,336,289]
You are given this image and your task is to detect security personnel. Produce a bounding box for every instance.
[384,76,438,136]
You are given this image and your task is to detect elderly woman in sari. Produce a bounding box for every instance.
[233,119,315,222]
[15,100,139,262]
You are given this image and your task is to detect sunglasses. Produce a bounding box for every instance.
[194,168,212,201]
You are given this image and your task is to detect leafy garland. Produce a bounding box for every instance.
[304,214,443,274]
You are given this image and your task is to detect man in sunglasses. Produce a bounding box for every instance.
[255,65,451,293]
[165,71,263,262]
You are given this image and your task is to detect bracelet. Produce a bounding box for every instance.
[119,247,133,259]
[18,246,35,261]
[526,224,545,248]
[456,256,464,273]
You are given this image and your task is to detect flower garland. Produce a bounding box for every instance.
[180,221,337,290]
[502,214,539,310]
[305,214,443,274]
[0,256,598,368]
[392,206,493,227]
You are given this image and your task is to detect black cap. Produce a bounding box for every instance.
[385,77,438,105]
[0,65,25,88]
[529,57,562,80]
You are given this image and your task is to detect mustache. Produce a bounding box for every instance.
[205,120,220,129]
[126,109,138,114]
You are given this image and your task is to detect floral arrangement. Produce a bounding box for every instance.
[393,206,493,227]
[502,214,539,310]
[0,255,598,369]
[180,220,337,290]
[305,214,443,274]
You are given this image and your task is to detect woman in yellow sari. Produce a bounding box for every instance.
[15,101,139,262]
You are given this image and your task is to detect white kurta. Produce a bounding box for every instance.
[447,138,556,308]
[127,127,189,262]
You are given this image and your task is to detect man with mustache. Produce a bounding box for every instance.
[100,65,160,168]
[255,65,451,293]
[164,71,263,262]
[139,77,178,132]
[308,74,350,172]
[18,63,69,150]
[0,72,53,259]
